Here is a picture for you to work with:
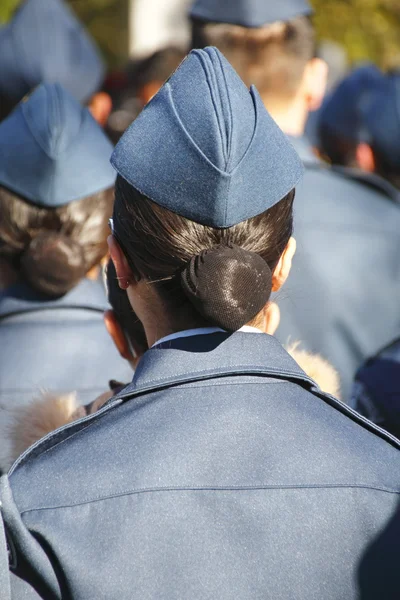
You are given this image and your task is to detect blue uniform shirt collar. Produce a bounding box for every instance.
[152,325,262,347]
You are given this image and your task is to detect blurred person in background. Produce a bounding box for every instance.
[1,47,399,600]
[318,64,385,168]
[107,46,186,144]
[128,46,186,108]
[0,83,131,436]
[304,39,349,149]
[0,0,112,126]
[355,71,400,190]
[190,0,400,400]
[351,337,400,439]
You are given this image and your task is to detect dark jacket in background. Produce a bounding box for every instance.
[0,278,132,409]
[276,136,400,401]
[351,337,400,439]
[1,332,399,599]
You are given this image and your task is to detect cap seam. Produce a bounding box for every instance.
[22,101,97,160]
[194,50,228,166]
[166,84,232,177]
[215,48,234,171]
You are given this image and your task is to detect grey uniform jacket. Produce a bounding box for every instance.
[276,137,400,401]
[0,278,132,410]
[1,332,399,600]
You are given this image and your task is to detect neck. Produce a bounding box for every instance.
[261,94,308,137]
[127,287,214,348]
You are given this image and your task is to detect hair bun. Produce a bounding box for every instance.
[180,243,272,332]
[20,232,86,297]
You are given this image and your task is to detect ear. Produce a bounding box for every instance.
[272,237,296,292]
[108,235,134,290]
[356,143,376,173]
[302,58,328,112]
[89,92,113,127]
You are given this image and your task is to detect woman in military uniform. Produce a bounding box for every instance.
[1,47,399,600]
[0,83,131,419]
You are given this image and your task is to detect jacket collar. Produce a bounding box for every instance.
[117,332,319,399]
[0,277,107,320]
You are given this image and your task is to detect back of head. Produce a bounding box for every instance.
[0,83,116,297]
[361,72,400,188]
[111,47,303,332]
[318,64,385,166]
[0,0,104,116]
[190,0,314,100]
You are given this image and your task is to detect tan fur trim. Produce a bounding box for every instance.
[286,342,341,399]
[0,392,78,472]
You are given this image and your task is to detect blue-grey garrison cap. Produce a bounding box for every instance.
[0,0,105,104]
[362,72,400,170]
[319,65,385,144]
[189,0,313,28]
[0,83,116,207]
[111,47,303,228]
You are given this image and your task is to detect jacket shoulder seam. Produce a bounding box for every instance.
[19,483,400,515]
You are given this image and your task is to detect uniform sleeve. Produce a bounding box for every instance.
[0,476,62,599]
[0,501,12,600]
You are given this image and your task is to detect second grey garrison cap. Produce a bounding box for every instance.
[111,47,303,228]
[190,0,313,28]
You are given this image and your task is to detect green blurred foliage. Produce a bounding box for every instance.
[311,0,400,68]
[68,0,128,67]
[1,0,400,69]
[0,0,19,22]
[0,0,128,67]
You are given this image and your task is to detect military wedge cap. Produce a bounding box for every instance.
[319,65,384,143]
[190,0,312,27]
[363,72,400,169]
[0,0,104,103]
[0,83,115,207]
[111,47,303,228]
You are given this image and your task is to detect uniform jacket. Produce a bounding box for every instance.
[276,136,400,401]
[0,278,132,409]
[0,341,341,473]
[351,337,400,439]
[1,332,399,600]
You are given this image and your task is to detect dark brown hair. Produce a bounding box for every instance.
[191,16,315,99]
[0,93,16,122]
[318,126,358,168]
[370,145,400,190]
[127,47,186,93]
[113,175,294,330]
[0,186,114,296]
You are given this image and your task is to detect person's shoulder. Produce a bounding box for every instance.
[304,160,400,205]
[297,160,400,231]
[8,374,400,510]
